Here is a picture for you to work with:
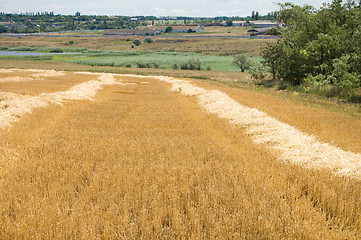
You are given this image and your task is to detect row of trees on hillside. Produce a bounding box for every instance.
[262,0,361,99]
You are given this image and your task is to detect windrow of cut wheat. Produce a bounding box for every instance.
[155,75,361,178]
[0,69,66,82]
[1,70,360,178]
[0,72,135,130]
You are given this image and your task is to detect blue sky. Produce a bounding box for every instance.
[1,0,334,17]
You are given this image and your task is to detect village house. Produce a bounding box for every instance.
[104,28,161,36]
[221,21,248,27]
[139,25,205,33]
[248,20,278,28]
[169,25,205,33]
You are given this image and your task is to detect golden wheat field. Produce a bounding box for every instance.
[0,68,361,239]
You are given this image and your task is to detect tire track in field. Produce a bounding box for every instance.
[155,75,361,179]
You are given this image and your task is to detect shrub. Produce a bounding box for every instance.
[0,46,8,50]
[233,54,251,72]
[172,64,179,69]
[180,63,189,70]
[49,48,63,53]
[133,39,141,46]
[150,62,159,68]
[179,59,202,70]
[302,55,361,99]
[136,62,146,68]
[136,62,159,68]
[144,38,154,43]
[249,62,268,81]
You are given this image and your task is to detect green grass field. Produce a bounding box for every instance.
[60,51,263,71]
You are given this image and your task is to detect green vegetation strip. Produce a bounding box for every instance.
[64,51,263,72]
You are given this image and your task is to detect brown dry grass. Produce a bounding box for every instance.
[0,70,360,238]
[0,35,273,55]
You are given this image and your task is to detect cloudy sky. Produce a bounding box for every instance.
[1,0,334,17]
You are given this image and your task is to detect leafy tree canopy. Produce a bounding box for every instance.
[262,0,361,99]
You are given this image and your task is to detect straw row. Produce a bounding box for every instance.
[155,76,361,178]
[0,69,65,82]
[0,72,130,130]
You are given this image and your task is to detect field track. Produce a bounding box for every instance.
[0,69,361,238]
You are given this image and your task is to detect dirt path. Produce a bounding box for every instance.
[0,70,360,238]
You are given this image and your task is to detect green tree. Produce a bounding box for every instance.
[226,19,233,26]
[165,26,173,33]
[233,54,251,72]
[262,0,361,98]
[0,25,7,33]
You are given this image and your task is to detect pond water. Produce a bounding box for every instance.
[0,51,81,56]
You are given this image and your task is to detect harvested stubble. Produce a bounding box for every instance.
[156,76,361,178]
[0,71,135,130]
[0,69,98,96]
[0,70,360,239]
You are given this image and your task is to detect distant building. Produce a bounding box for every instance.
[248,21,278,28]
[221,20,278,28]
[247,26,278,36]
[167,25,205,33]
[104,25,205,36]
[138,25,205,33]
[204,22,222,26]
[221,21,248,27]
[104,28,161,36]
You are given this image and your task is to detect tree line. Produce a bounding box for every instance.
[0,11,278,33]
[262,0,361,100]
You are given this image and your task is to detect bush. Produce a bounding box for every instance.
[249,62,268,81]
[49,48,63,53]
[180,62,190,70]
[0,46,8,50]
[302,55,361,99]
[172,64,179,69]
[329,55,360,99]
[144,38,154,43]
[133,39,141,46]
[233,54,251,72]
[179,59,202,70]
[136,62,159,68]
[136,62,146,68]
